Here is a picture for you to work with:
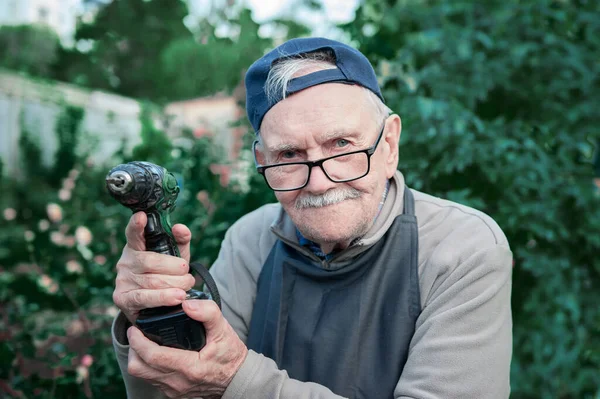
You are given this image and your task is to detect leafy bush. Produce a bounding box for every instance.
[0,25,60,77]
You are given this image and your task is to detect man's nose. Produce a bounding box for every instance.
[304,164,337,194]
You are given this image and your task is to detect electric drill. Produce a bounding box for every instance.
[106,161,220,351]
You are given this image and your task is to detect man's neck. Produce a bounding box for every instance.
[320,241,350,255]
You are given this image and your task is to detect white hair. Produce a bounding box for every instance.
[295,187,362,209]
[260,50,392,134]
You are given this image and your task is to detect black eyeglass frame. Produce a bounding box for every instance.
[253,119,387,192]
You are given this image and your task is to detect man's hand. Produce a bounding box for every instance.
[113,212,197,324]
[127,299,249,399]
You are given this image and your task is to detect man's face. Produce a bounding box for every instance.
[258,83,400,251]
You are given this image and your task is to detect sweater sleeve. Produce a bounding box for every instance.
[394,242,513,399]
[222,351,347,399]
[112,312,167,399]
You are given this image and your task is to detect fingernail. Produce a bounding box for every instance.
[186,300,200,310]
[127,327,133,339]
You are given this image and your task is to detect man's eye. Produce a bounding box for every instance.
[281,151,297,159]
[335,139,350,148]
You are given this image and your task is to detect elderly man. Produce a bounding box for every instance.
[111,37,513,398]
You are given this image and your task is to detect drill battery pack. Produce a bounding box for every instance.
[136,301,208,351]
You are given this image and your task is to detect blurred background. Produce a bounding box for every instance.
[0,0,598,397]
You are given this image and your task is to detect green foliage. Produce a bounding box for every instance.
[131,104,173,166]
[54,0,275,103]
[51,106,85,188]
[66,0,193,99]
[343,0,600,397]
[0,25,60,77]
[18,127,45,182]
[1,136,127,397]
[0,0,308,105]
[160,8,271,99]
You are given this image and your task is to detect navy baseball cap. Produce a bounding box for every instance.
[245,37,384,132]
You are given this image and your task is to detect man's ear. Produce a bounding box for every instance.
[253,139,267,166]
[384,114,402,178]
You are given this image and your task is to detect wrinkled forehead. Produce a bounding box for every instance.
[258,83,377,145]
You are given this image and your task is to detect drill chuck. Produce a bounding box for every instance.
[105,161,181,256]
[106,170,133,193]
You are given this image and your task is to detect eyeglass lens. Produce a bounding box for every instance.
[264,152,369,190]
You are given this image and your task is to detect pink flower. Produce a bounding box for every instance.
[24,230,35,242]
[209,164,232,187]
[81,354,94,367]
[66,260,83,274]
[196,190,211,209]
[75,226,93,246]
[194,127,210,138]
[38,274,59,294]
[106,305,119,318]
[49,283,58,294]
[62,178,76,190]
[3,208,16,221]
[93,255,107,265]
[68,169,80,179]
[46,203,63,223]
[50,231,65,245]
[209,164,220,175]
[219,168,231,187]
[67,320,85,335]
[38,219,50,232]
[58,189,72,201]
[39,275,52,287]
[76,365,88,384]
[63,236,76,248]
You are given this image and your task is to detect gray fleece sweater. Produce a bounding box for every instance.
[112,170,513,398]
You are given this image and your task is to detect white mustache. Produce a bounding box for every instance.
[295,188,361,209]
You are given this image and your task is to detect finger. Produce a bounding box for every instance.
[128,326,194,373]
[125,212,147,251]
[130,251,190,276]
[172,224,192,263]
[182,300,225,339]
[122,288,187,311]
[131,273,196,291]
[127,341,163,380]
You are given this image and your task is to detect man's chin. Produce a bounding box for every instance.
[295,219,368,247]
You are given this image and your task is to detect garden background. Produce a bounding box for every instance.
[0,0,599,397]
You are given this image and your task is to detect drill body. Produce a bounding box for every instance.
[106,161,208,350]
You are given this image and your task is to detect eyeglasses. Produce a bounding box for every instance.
[253,120,386,192]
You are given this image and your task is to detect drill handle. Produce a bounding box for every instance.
[144,210,179,257]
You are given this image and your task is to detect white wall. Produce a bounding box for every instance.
[0,68,143,177]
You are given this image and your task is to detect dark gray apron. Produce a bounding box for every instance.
[247,187,420,398]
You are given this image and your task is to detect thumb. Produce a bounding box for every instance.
[172,223,192,263]
[182,300,225,338]
[125,212,146,251]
